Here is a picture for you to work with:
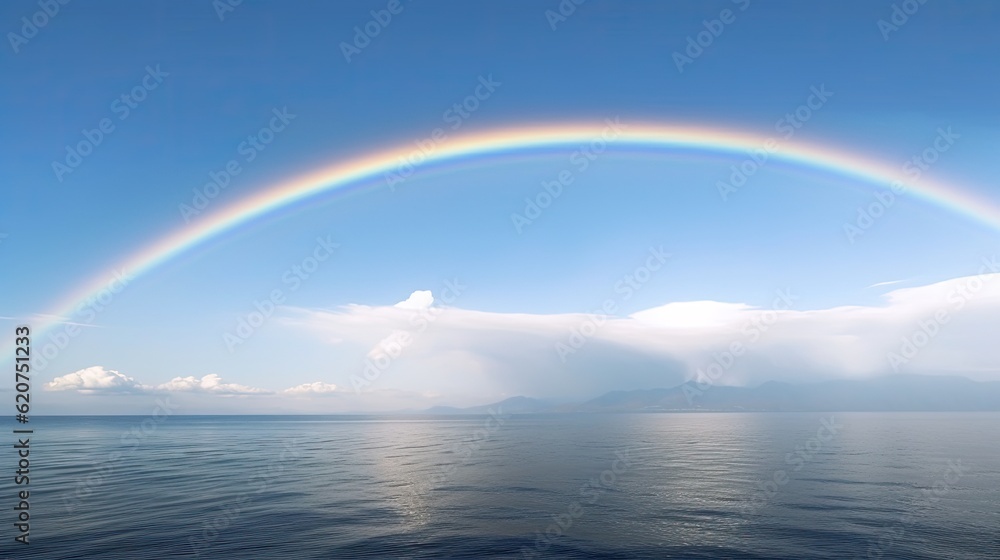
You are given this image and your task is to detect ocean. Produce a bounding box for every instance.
[4,413,998,559]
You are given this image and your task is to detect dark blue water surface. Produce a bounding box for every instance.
[2,413,998,559]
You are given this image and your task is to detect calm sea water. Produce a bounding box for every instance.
[3,413,998,559]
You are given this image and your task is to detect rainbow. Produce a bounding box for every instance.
[15,121,1000,365]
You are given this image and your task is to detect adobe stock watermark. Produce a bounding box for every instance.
[340,0,410,63]
[7,0,71,54]
[683,288,798,404]
[51,65,169,183]
[544,0,586,31]
[212,0,243,21]
[672,0,750,73]
[521,450,633,558]
[717,85,833,201]
[384,74,501,191]
[223,235,339,353]
[430,407,508,485]
[62,397,178,513]
[555,246,669,363]
[189,438,304,557]
[877,0,930,41]
[351,278,466,392]
[179,107,296,223]
[740,416,841,517]
[511,117,627,234]
[866,459,968,559]
[843,126,959,244]
[886,255,998,372]
[32,268,135,372]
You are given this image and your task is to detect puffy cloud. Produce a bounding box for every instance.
[156,374,267,395]
[45,366,148,393]
[283,381,339,395]
[283,271,1000,399]
[315,289,441,362]
[395,290,433,310]
[46,369,269,396]
[45,270,1000,408]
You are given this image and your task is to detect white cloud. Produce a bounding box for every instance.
[156,374,267,395]
[45,366,148,393]
[318,289,441,362]
[283,381,339,395]
[395,290,434,310]
[630,300,755,329]
[367,329,412,359]
[45,270,1000,409]
[283,271,1000,399]
[46,369,269,396]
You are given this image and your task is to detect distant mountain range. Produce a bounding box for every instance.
[421,375,1000,413]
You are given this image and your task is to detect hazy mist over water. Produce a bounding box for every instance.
[5,413,997,559]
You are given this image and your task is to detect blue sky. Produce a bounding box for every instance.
[2,0,1000,413]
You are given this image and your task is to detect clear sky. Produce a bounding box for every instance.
[2,0,999,413]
